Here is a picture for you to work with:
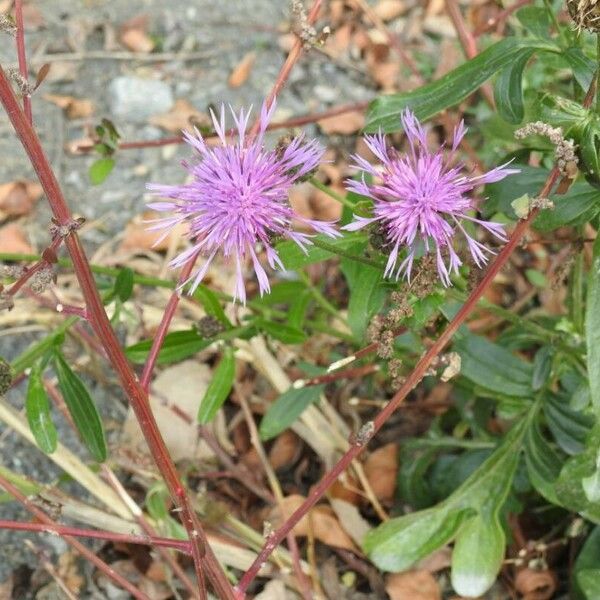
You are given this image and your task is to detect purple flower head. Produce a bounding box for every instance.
[146,101,339,303]
[343,109,518,286]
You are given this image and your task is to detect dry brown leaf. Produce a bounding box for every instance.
[273,495,357,551]
[228,51,257,88]
[364,442,398,500]
[150,99,210,134]
[57,550,85,594]
[253,580,288,600]
[0,222,32,253]
[514,568,557,600]
[120,211,187,252]
[386,570,441,600]
[415,547,452,573]
[330,498,371,546]
[44,93,94,119]
[374,0,406,21]
[120,28,155,53]
[330,473,361,504]
[268,430,302,470]
[0,180,43,217]
[318,110,365,134]
[370,60,401,91]
[326,22,353,58]
[121,361,214,462]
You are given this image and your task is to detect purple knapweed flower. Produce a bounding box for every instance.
[344,109,518,286]
[146,102,339,303]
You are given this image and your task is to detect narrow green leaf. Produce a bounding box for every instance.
[256,319,306,344]
[563,47,596,92]
[53,353,107,462]
[125,330,209,364]
[192,285,231,327]
[525,418,561,504]
[494,48,534,124]
[197,348,236,424]
[114,267,134,302]
[25,365,57,454]
[516,6,552,38]
[341,256,387,339]
[259,385,324,440]
[366,38,555,132]
[532,346,553,390]
[89,157,115,185]
[587,236,600,412]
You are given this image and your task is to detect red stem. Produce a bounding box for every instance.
[0,65,235,600]
[235,167,561,595]
[0,473,151,600]
[0,519,192,552]
[14,0,32,124]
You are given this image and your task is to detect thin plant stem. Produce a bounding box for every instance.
[7,237,62,297]
[0,473,152,600]
[13,0,32,124]
[310,237,384,269]
[308,176,355,210]
[297,270,343,323]
[235,167,562,596]
[0,65,234,600]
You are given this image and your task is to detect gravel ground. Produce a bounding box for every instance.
[0,0,374,590]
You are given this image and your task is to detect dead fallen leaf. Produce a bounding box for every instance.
[57,550,85,594]
[374,0,406,21]
[318,110,364,135]
[228,51,256,88]
[150,99,210,134]
[330,498,371,546]
[273,495,356,551]
[415,547,452,573]
[386,570,441,600]
[514,568,557,600]
[0,222,33,253]
[118,13,155,53]
[0,180,43,217]
[121,361,214,462]
[44,93,94,119]
[364,442,398,501]
[253,579,288,600]
[120,211,187,253]
[268,430,302,471]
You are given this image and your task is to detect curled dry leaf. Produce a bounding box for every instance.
[318,110,365,135]
[57,550,85,595]
[385,570,441,600]
[364,442,398,501]
[272,494,357,551]
[120,211,187,252]
[149,99,210,134]
[268,430,302,471]
[514,568,557,600]
[0,180,43,217]
[0,223,33,253]
[228,51,257,88]
[330,497,372,546]
[44,94,94,119]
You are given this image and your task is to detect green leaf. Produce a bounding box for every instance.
[125,330,209,364]
[89,157,115,185]
[534,189,600,232]
[451,516,505,598]
[532,346,553,390]
[287,290,312,330]
[259,385,324,441]
[366,38,556,132]
[53,352,107,462]
[256,319,306,344]
[114,267,134,302]
[587,236,600,412]
[575,527,600,599]
[364,506,475,572]
[25,364,57,454]
[516,6,552,38]
[192,285,231,327]
[525,417,561,504]
[454,333,533,398]
[494,48,534,124]
[341,256,387,339]
[578,570,600,599]
[197,348,236,424]
[563,47,596,92]
[276,234,365,270]
[545,394,594,455]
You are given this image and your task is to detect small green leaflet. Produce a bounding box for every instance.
[53,352,107,462]
[25,364,57,454]
[197,347,236,424]
[125,330,209,364]
[586,236,600,413]
[114,267,134,302]
[89,157,115,185]
[259,385,324,440]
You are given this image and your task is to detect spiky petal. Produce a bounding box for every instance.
[343,109,518,286]
[146,102,339,303]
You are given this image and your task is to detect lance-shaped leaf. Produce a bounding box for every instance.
[197,347,236,424]
[25,364,57,454]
